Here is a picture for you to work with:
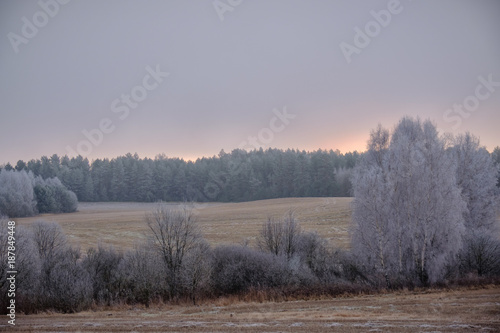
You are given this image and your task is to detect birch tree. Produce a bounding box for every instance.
[450,134,500,277]
[351,125,393,285]
[451,133,499,231]
[352,118,466,286]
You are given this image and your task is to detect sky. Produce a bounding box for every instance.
[1,0,499,164]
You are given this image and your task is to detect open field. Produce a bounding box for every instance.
[15,197,353,250]
[5,286,499,332]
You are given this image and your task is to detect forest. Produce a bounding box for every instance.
[1,148,360,208]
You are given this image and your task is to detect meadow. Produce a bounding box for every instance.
[16,197,353,251]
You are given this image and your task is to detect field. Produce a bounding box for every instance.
[16,197,353,251]
[9,198,500,332]
[8,287,500,332]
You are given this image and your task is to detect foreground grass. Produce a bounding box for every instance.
[6,286,499,332]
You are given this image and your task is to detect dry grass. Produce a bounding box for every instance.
[8,286,500,332]
[15,197,353,251]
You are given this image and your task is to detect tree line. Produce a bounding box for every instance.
[1,148,360,204]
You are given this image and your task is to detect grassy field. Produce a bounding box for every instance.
[8,286,500,332]
[15,197,353,251]
[10,198,500,332]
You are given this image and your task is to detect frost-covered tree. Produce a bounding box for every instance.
[32,176,78,213]
[352,118,466,286]
[31,220,69,261]
[30,220,92,313]
[448,135,500,278]
[180,240,212,305]
[146,205,203,300]
[492,146,500,188]
[351,124,392,285]
[0,219,41,314]
[451,133,499,232]
[0,170,37,217]
[258,210,301,259]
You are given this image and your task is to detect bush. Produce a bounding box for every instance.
[212,245,288,295]
[180,240,213,304]
[119,245,167,307]
[0,219,41,314]
[296,231,341,283]
[40,250,93,313]
[83,245,124,306]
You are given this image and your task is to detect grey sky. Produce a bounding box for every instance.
[1,0,499,164]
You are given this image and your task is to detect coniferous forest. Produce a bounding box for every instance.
[1,148,360,204]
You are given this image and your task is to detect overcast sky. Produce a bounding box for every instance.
[1,0,499,164]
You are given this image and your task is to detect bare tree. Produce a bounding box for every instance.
[146,204,203,300]
[31,220,68,260]
[25,220,93,312]
[258,210,300,259]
